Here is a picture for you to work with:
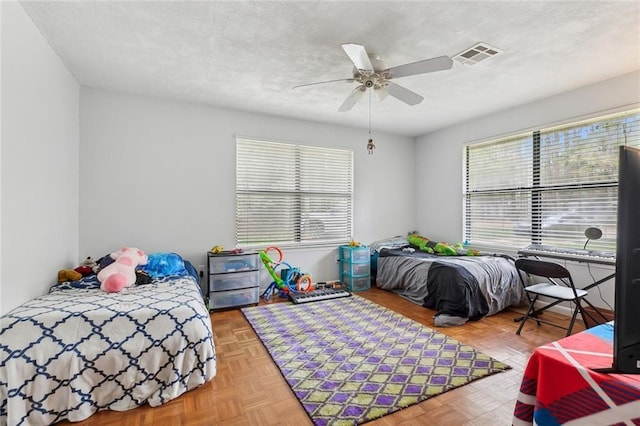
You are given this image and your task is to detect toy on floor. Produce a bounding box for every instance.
[260,246,312,301]
[97,247,148,293]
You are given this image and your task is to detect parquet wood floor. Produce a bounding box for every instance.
[57,287,580,425]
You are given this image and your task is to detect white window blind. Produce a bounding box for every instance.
[236,138,353,247]
[464,109,640,251]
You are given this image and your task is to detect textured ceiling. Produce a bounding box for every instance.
[20,1,640,137]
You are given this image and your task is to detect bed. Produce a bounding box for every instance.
[0,255,216,426]
[372,237,524,326]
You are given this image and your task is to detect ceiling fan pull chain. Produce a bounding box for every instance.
[367,90,375,155]
[368,89,372,136]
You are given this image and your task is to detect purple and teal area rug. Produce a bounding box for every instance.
[241,295,510,425]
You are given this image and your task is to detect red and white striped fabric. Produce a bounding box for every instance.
[513,323,640,425]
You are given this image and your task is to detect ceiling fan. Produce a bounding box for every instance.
[293,43,454,112]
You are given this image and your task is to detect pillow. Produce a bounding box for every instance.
[141,252,188,278]
[96,254,115,271]
[368,236,409,254]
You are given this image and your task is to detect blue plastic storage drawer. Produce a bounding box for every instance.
[339,246,370,263]
[341,261,370,277]
[341,274,371,292]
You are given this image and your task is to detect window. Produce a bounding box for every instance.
[464,109,640,251]
[236,138,353,247]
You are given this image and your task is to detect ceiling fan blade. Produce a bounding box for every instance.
[375,86,389,102]
[292,78,355,89]
[341,43,374,72]
[386,82,424,106]
[338,85,366,112]
[385,55,453,79]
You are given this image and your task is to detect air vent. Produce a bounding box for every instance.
[453,42,502,66]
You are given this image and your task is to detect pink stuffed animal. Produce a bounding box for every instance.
[98,247,148,293]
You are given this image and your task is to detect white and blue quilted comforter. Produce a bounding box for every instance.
[0,274,216,425]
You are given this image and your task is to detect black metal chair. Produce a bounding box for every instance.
[515,258,601,336]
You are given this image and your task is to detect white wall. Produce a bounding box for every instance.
[79,88,416,291]
[4,0,634,313]
[0,1,3,316]
[415,70,640,310]
[0,2,80,314]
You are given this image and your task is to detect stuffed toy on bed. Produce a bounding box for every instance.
[408,233,479,256]
[408,234,457,255]
[74,257,98,276]
[97,247,148,293]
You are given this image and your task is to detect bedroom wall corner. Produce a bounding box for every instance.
[78,88,416,288]
[1,2,80,315]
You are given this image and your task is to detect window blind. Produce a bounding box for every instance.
[464,109,640,251]
[236,138,353,247]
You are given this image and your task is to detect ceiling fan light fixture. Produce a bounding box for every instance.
[293,43,453,111]
[453,42,502,66]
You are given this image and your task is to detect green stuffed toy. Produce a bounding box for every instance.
[453,242,480,256]
[408,234,479,256]
[408,234,456,255]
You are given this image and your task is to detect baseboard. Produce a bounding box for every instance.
[582,306,614,328]
[524,301,613,329]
